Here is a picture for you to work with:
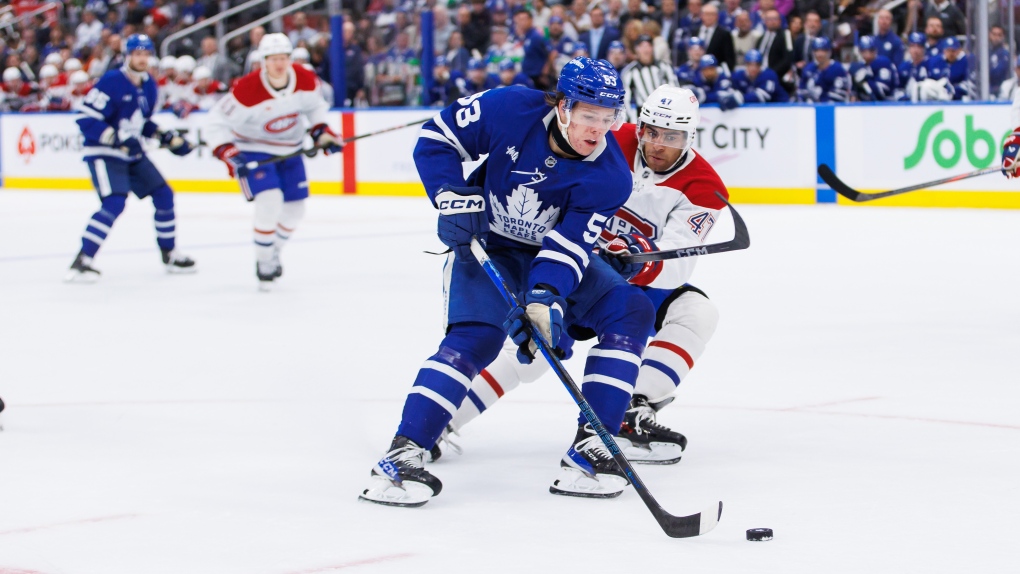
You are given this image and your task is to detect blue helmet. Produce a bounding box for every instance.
[687,36,705,49]
[857,35,877,51]
[556,57,625,111]
[941,36,960,50]
[498,58,516,72]
[699,54,719,68]
[907,32,926,46]
[608,40,625,53]
[811,36,832,51]
[125,34,155,54]
[573,41,588,55]
[467,58,486,71]
[744,49,763,64]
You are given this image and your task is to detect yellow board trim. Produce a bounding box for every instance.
[835,190,1020,209]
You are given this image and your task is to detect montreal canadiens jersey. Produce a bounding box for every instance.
[602,123,728,289]
[205,64,330,155]
[414,86,632,299]
[76,66,160,161]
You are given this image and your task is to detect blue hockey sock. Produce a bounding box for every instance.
[397,323,504,447]
[578,334,646,434]
[151,185,176,251]
[80,195,126,258]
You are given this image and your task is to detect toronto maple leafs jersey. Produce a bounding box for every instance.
[602,123,728,289]
[799,61,849,102]
[875,31,904,66]
[414,86,632,299]
[849,56,897,101]
[990,45,1010,96]
[946,54,973,101]
[731,67,789,103]
[76,66,160,161]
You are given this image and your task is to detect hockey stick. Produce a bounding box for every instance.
[818,163,1002,202]
[468,237,723,539]
[616,192,750,264]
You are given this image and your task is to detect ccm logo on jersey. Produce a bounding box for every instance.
[435,191,485,214]
[264,113,300,133]
[688,211,716,238]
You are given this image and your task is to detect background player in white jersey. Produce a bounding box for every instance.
[1001,80,1020,179]
[445,85,727,464]
[205,33,341,288]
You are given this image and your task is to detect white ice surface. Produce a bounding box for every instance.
[1,189,1019,574]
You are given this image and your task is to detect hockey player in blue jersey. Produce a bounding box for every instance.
[849,36,898,101]
[731,49,789,103]
[675,37,706,85]
[693,55,742,110]
[941,37,973,101]
[798,37,849,103]
[429,56,464,106]
[897,32,930,94]
[65,34,195,282]
[359,58,656,506]
[898,32,951,101]
[989,26,1011,96]
[455,58,500,98]
[496,58,535,88]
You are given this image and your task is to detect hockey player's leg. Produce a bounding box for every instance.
[620,287,719,464]
[270,157,309,277]
[66,186,126,283]
[360,322,505,507]
[148,184,196,273]
[272,199,306,276]
[551,280,655,498]
[252,188,284,287]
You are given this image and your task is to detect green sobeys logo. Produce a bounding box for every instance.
[904,111,1012,170]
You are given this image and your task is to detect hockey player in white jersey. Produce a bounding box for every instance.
[444,85,727,465]
[205,33,341,288]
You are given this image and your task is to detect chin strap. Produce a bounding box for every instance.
[549,111,584,158]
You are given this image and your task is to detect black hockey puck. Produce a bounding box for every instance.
[746,528,773,541]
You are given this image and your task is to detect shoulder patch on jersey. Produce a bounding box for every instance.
[232,72,274,107]
[688,211,716,239]
[292,63,319,92]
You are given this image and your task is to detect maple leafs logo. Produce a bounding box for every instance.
[489,185,561,245]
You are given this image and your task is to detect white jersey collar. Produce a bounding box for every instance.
[260,68,296,98]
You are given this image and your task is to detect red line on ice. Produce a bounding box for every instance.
[0,514,138,536]
[281,553,415,573]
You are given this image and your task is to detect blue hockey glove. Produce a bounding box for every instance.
[504,287,566,364]
[213,143,249,178]
[158,130,193,157]
[600,232,663,285]
[435,184,488,260]
[310,123,343,155]
[1003,127,1020,179]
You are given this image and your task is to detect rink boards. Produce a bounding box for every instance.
[1,101,1018,208]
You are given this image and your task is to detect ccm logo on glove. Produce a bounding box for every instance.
[436,191,485,214]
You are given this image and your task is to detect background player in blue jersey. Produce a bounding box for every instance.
[731,49,788,103]
[456,58,500,97]
[66,34,194,282]
[495,58,534,88]
[693,54,742,110]
[359,58,656,506]
[850,36,898,101]
[940,37,973,101]
[798,37,849,103]
[675,37,707,85]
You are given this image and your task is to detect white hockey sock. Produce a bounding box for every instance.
[450,338,550,430]
[275,199,306,253]
[253,189,284,264]
[635,291,719,404]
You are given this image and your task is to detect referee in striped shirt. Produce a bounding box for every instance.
[621,35,679,122]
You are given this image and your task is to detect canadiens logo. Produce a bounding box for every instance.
[688,211,716,238]
[264,113,299,133]
[602,207,657,242]
[17,126,36,163]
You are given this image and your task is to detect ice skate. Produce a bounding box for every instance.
[256,260,281,291]
[550,424,629,498]
[161,249,196,274]
[359,436,443,507]
[615,395,687,465]
[64,252,100,283]
[425,424,462,463]
[271,246,284,279]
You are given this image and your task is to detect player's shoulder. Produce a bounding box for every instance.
[94,69,127,90]
[610,122,639,156]
[291,63,320,93]
[476,84,544,110]
[587,135,632,190]
[231,71,273,106]
[663,150,728,208]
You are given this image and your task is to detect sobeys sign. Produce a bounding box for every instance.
[904,110,1012,170]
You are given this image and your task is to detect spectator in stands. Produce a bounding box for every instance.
[751,0,787,34]
[548,5,579,40]
[340,20,366,106]
[791,0,831,19]
[75,10,104,51]
[432,5,456,56]
[579,6,621,60]
[793,10,821,72]
[989,25,1010,97]
[548,16,570,52]
[178,0,204,28]
[622,34,678,120]
[197,36,237,86]
[732,12,763,64]
[568,0,592,33]
[607,40,628,71]
[787,14,803,39]
[288,12,319,47]
[513,7,551,89]
[621,18,645,61]
[732,48,789,102]
[488,0,510,30]
[620,0,653,29]
[657,0,680,50]
[922,15,943,58]
[873,9,903,66]
[428,56,459,105]
[914,0,966,38]
[533,0,552,30]
[606,0,626,28]
[643,20,671,64]
[757,10,793,81]
[679,0,703,42]
[43,27,68,58]
[122,0,149,28]
[244,26,266,74]
[446,30,470,73]
[718,0,739,30]
[462,0,492,54]
[697,4,735,71]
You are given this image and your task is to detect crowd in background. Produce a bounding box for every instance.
[0,0,1017,114]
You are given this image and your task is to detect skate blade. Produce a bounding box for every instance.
[64,270,100,284]
[165,265,198,274]
[549,467,626,498]
[358,476,434,507]
[621,441,684,465]
[257,281,273,292]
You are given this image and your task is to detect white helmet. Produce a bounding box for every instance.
[3,67,21,82]
[175,55,196,75]
[638,85,700,161]
[40,64,59,79]
[159,55,177,71]
[70,70,90,85]
[148,55,160,69]
[192,65,212,81]
[259,33,293,58]
[44,52,63,66]
[64,58,82,72]
[291,47,310,62]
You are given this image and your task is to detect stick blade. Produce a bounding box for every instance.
[656,501,724,538]
[817,164,864,201]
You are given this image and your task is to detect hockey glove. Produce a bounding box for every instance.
[310,123,343,155]
[504,287,566,364]
[171,101,197,119]
[158,130,193,157]
[1002,127,1020,179]
[213,143,249,179]
[435,184,488,260]
[600,232,662,285]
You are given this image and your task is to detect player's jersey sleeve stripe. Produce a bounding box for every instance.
[432,114,471,161]
[422,360,472,389]
[544,230,590,268]
[535,249,583,283]
[418,128,466,159]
